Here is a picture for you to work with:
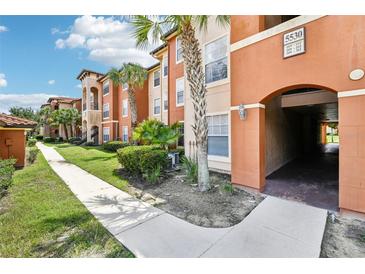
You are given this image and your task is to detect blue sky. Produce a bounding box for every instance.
[0,15,156,113]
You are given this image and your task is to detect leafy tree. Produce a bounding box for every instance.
[9,106,38,121]
[51,108,80,140]
[131,15,230,191]
[132,119,180,150]
[108,63,147,130]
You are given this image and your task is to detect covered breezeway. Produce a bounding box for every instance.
[263,88,339,211]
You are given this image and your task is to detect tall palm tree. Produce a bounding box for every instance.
[108,63,147,130]
[130,15,230,192]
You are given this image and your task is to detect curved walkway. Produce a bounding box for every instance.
[37,143,327,258]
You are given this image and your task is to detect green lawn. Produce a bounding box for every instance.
[0,152,133,258]
[49,144,129,191]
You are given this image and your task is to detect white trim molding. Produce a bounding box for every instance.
[338,88,365,98]
[230,103,265,111]
[231,15,326,53]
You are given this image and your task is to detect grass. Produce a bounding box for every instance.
[48,143,129,192]
[326,135,339,143]
[0,153,133,258]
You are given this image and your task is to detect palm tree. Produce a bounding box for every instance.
[108,63,147,130]
[51,108,77,140]
[130,15,230,192]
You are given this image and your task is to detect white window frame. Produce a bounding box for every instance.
[163,56,168,78]
[176,77,184,107]
[122,126,128,142]
[103,81,110,96]
[176,37,183,64]
[153,70,160,88]
[163,93,168,112]
[122,83,128,91]
[206,111,231,162]
[122,99,128,117]
[154,98,161,115]
[103,103,110,119]
[203,34,229,87]
[103,127,110,143]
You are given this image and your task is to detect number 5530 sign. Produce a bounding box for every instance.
[283,27,305,58]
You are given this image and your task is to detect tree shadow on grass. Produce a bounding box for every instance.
[32,211,132,257]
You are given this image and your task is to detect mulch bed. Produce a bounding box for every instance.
[118,168,264,228]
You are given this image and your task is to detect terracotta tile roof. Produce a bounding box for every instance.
[0,113,37,128]
[47,97,81,104]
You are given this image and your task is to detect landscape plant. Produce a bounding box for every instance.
[108,63,147,130]
[132,119,180,150]
[102,141,130,152]
[26,147,39,165]
[131,15,230,191]
[0,158,16,195]
[140,149,168,183]
[27,138,37,147]
[181,156,198,183]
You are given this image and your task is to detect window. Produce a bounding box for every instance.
[176,78,184,106]
[163,56,168,77]
[103,103,110,119]
[153,70,160,87]
[176,37,183,63]
[122,99,128,117]
[163,94,168,111]
[122,126,128,142]
[103,127,110,143]
[154,98,161,115]
[122,83,128,91]
[205,36,228,84]
[207,114,229,157]
[103,81,110,95]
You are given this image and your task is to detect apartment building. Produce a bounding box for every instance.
[77,15,365,215]
[40,96,81,139]
[77,69,148,145]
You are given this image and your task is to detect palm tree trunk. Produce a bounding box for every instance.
[128,88,138,131]
[181,23,210,191]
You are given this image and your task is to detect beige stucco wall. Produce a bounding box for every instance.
[184,17,231,173]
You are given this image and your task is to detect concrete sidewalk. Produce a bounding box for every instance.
[37,143,328,258]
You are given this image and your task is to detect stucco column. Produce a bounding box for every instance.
[338,94,365,213]
[231,106,266,191]
[87,125,92,142]
[320,123,327,144]
[85,78,91,110]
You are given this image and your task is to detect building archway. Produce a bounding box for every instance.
[261,86,339,210]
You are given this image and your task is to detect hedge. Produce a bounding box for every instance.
[117,145,165,175]
[27,138,37,147]
[35,135,43,141]
[140,149,168,183]
[69,137,81,144]
[43,137,56,143]
[0,158,16,193]
[27,147,39,165]
[102,141,130,152]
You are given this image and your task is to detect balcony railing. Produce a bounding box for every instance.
[83,103,87,111]
[83,102,99,111]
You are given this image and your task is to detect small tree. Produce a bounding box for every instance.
[51,108,77,140]
[133,119,180,150]
[108,63,147,131]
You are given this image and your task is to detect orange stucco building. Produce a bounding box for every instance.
[0,114,37,167]
[77,15,365,215]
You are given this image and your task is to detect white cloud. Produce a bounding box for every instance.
[0,26,8,32]
[75,84,82,89]
[55,15,156,67]
[48,80,56,85]
[0,93,58,113]
[0,73,7,88]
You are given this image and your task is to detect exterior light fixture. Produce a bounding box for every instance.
[239,104,247,120]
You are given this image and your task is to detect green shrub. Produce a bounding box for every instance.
[182,156,198,183]
[27,147,39,165]
[56,137,64,143]
[140,150,168,183]
[117,145,160,175]
[84,141,96,146]
[169,147,185,159]
[27,138,37,147]
[43,137,55,143]
[69,137,81,144]
[102,141,130,152]
[222,182,234,194]
[35,135,43,141]
[0,158,16,193]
